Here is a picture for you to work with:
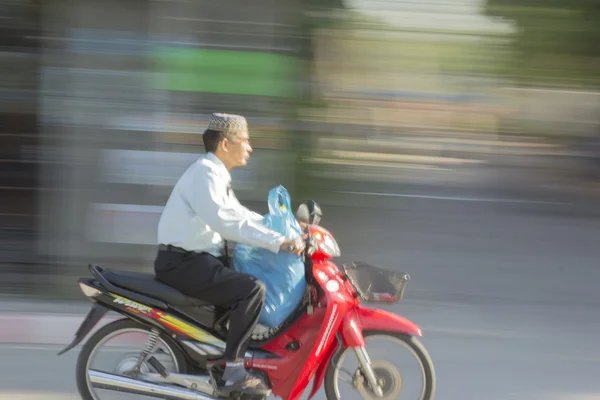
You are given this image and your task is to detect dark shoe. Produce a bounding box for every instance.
[209,360,270,397]
[218,371,271,396]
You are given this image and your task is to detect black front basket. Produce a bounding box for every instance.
[341,262,410,303]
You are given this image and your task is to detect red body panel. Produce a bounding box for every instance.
[250,309,327,399]
[357,306,423,337]
[306,334,340,399]
[340,309,366,347]
[248,260,350,400]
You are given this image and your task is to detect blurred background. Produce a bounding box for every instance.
[1,0,599,399]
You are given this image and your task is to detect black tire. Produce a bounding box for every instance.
[75,318,189,400]
[324,331,436,400]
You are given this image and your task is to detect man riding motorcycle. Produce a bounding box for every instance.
[154,113,304,396]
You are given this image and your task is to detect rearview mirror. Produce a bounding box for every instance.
[296,204,310,225]
[296,200,322,226]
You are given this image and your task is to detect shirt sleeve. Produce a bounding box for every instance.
[230,192,265,223]
[189,169,285,254]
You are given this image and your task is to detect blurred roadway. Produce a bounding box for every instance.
[1,190,600,399]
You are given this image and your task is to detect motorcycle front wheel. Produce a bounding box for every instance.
[324,331,436,400]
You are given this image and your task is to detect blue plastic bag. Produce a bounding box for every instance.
[232,185,306,328]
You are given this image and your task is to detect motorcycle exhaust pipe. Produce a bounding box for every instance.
[89,369,217,400]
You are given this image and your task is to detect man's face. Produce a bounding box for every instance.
[224,131,252,168]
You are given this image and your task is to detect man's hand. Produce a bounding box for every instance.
[298,221,309,232]
[280,237,305,256]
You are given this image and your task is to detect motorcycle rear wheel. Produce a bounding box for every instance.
[324,331,435,400]
[75,318,189,400]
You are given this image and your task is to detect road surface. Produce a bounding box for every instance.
[1,189,599,399]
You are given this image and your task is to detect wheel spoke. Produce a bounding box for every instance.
[83,323,183,400]
[338,367,355,385]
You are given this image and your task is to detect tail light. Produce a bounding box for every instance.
[79,281,102,297]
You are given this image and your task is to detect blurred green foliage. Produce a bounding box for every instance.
[484,0,600,87]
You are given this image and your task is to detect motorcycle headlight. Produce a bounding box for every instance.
[320,234,341,257]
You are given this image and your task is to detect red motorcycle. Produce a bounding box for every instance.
[59,200,436,400]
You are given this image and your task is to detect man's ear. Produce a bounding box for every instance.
[219,137,230,153]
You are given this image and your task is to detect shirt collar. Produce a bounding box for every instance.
[205,152,231,183]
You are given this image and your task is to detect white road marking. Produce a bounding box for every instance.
[0,392,79,400]
[334,190,569,205]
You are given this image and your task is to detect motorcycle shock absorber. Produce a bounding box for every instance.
[132,329,160,374]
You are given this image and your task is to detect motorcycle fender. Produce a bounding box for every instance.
[57,302,108,355]
[307,336,340,399]
[357,306,423,337]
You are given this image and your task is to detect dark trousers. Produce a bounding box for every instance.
[154,249,266,360]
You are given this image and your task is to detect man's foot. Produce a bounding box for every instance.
[209,360,271,396]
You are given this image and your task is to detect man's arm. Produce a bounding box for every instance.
[230,192,264,223]
[189,170,285,253]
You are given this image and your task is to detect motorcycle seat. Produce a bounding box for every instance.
[102,268,209,307]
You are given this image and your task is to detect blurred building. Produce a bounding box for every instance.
[1,0,598,297]
[2,0,305,282]
[0,0,41,265]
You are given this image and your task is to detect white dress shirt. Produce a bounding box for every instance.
[157,152,285,257]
